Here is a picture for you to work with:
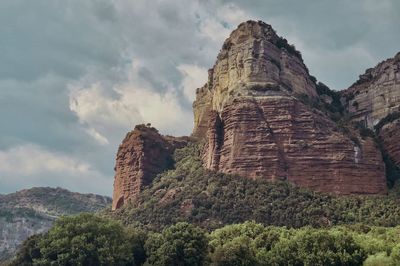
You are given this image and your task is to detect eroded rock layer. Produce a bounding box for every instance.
[342,52,400,128]
[378,119,400,167]
[195,20,387,194]
[193,20,317,137]
[203,96,386,194]
[112,125,188,210]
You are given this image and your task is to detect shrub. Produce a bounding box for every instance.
[8,234,42,266]
[33,213,135,266]
[266,229,366,266]
[145,222,208,266]
[364,252,394,266]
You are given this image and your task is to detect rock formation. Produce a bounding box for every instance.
[112,20,398,210]
[342,52,400,128]
[112,124,189,210]
[193,21,387,195]
[193,21,317,137]
[341,52,400,169]
[378,119,400,167]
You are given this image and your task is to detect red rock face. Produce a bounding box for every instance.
[196,21,388,195]
[341,52,400,168]
[112,125,189,210]
[203,97,387,194]
[113,21,392,209]
[379,119,400,167]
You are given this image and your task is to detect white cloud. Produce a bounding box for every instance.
[198,17,231,44]
[85,127,109,145]
[69,61,193,144]
[177,64,208,101]
[0,144,111,195]
[217,3,252,27]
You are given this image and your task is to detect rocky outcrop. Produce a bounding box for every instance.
[202,96,386,194]
[379,119,400,167]
[195,20,387,195]
[193,20,317,137]
[342,52,400,128]
[342,52,400,168]
[113,20,393,209]
[112,124,189,210]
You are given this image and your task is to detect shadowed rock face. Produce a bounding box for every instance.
[195,21,387,195]
[379,119,400,167]
[342,52,400,168]
[112,125,189,210]
[342,52,400,128]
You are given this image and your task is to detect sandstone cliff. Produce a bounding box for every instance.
[112,20,395,211]
[193,21,317,138]
[342,52,400,128]
[342,52,400,172]
[112,124,189,210]
[194,20,387,195]
[378,119,400,167]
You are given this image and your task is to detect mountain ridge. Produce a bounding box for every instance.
[0,187,111,263]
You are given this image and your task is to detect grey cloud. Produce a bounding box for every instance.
[1,0,399,195]
[227,0,400,88]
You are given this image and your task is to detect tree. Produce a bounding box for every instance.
[209,236,258,266]
[33,213,135,266]
[391,243,400,264]
[126,227,148,266]
[266,229,366,266]
[144,222,208,266]
[8,234,42,266]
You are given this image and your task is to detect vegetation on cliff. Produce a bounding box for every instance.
[105,143,400,231]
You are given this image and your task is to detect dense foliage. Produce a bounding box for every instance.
[0,187,112,264]
[106,143,400,230]
[11,214,143,266]
[145,222,208,266]
[12,216,400,266]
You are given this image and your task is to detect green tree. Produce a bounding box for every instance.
[391,243,400,264]
[8,234,42,266]
[209,236,258,266]
[126,227,148,266]
[364,252,393,266]
[266,229,366,266]
[144,222,208,266]
[34,213,135,266]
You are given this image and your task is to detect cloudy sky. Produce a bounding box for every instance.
[0,0,399,196]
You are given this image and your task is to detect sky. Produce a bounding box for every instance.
[0,0,399,196]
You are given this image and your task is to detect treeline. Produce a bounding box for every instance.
[10,213,400,266]
[107,144,400,230]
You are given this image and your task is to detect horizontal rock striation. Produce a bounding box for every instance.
[342,52,400,168]
[193,20,317,138]
[342,52,400,128]
[196,20,387,194]
[113,20,394,210]
[112,124,189,210]
[203,96,386,194]
[378,118,400,167]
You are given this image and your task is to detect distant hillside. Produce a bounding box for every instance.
[0,187,111,263]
